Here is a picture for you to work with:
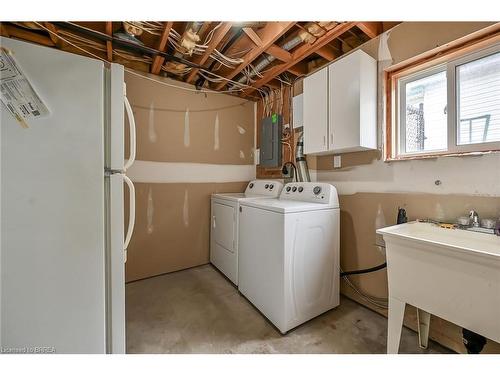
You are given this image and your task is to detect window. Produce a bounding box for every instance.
[388,41,500,159]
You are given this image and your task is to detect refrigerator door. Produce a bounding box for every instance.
[107,64,125,172]
[1,37,107,353]
[104,63,127,353]
[105,173,126,354]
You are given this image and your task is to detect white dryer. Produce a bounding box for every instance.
[238,182,340,333]
[210,180,283,285]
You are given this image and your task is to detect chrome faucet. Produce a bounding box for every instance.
[469,210,480,228]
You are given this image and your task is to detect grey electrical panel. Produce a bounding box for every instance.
[259,114,282,167]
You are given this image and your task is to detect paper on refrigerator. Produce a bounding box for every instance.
[0,47,49,128]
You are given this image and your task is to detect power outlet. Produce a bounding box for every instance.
[333,155,341,168]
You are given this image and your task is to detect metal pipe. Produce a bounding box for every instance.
[295,132,310,182]
[236,34,304,85]
[235,22,336,86]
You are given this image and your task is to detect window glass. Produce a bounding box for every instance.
[457,52,500,145]
[403,71,447,153]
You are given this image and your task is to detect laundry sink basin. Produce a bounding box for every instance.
[377,222,500,354]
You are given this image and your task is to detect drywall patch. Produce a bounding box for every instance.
[237,125,246,135]
[146,186,154,234]
[184,108,190,147]
[378,31,393,62]
[148,101,158,143]
[214,113,220,150]
[183,189,189,227]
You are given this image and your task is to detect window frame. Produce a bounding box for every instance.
[397,64,448,157]
[385,31,500,161]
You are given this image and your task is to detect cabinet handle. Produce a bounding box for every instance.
[323,135,326,146]
[330,133,334,145]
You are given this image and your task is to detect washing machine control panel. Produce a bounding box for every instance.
[244,180,284,197]
[280,182,338,205]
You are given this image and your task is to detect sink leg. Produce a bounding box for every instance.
[387,297,406,354]
[417,308,431,349]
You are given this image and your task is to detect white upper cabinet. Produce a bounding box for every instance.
[303,67,329,154]
[303,49,377,155]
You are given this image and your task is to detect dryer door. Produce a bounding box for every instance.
[212,202,236,253]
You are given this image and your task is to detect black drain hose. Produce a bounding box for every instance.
[340,262,387,277]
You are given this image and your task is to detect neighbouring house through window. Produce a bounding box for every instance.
[386,38,500,160]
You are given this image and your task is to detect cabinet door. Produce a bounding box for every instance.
[328,52,361,151]
[303,67,328,154]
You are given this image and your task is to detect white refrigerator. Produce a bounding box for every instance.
[0,36,136,353]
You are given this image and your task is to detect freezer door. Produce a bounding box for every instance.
[107,64,125,171]
[105,174,126,353]
[1,37,106,353]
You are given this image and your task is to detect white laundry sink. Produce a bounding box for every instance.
[377,221,500,354]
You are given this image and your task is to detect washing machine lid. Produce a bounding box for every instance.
[240,198,338,213]
[212,192,279,203]
[212,180,284,202]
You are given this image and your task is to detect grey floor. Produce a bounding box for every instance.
[126,264,452,354]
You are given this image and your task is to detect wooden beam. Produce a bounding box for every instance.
[245,22,357,94]
[357,22,383,39]
[3,24,55,47]
[287,62,308,77]
[214,22,295,90]
[105,22,113,61]
[185,22,232,83]
[266,44,291,62]
[0,22,10,37]
[151,21,174,74]
[242,27,262,46]
[44,22,65,48]
[315,45,337,61]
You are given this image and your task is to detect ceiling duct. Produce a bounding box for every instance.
[233,22,337,88]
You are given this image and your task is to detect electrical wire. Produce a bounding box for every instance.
[340,262,387,277]
[33,22,266,96]
[340,266,389,309]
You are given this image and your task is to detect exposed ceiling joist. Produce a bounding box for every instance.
[44,22,65,49]
[185,22,233,84]
[0,22,10,37]
[1,23,54,47]
[214,22,295,90]
[151,22,174,74]
[0,21,400,99]
[315,45,337,61]
[266,44,292,62]
[245,22,358,94]
[242,27,263,46]
[357,22,383,39]
[287,62,308,77]
[105,22,113,61]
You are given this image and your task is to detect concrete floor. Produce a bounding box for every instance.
[126,264,452,354]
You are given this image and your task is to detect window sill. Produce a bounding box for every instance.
[385,149,500,162]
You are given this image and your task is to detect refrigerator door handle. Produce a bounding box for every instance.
[122,174,136,259]
[123,94,136,172]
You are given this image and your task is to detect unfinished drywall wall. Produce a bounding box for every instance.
[124,71,256,282]
[305,22,500,353]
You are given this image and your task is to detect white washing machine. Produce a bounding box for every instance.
[210,180,284,285]
[238,182,340,333]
